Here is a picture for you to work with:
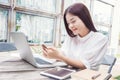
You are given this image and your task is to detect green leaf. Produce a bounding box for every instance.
[114,75,120,80]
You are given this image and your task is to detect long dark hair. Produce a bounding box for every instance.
[64,3,97,37]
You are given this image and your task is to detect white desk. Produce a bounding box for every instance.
[0,51,58,80]
[0,52,114,80]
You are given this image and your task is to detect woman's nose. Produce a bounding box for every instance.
[69,23,74,29]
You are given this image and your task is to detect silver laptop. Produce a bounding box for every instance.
[10,32,67,68]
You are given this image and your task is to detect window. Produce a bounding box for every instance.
[15,0,59,45]
[0,9,8,42]
[16,12,55,44]
[92,0,113,36]
[0,0,61,45]
[0,0,9,3]
[16,0,56,13]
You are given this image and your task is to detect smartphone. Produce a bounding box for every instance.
[42,44,47,50]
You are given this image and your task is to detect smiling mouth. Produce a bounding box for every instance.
[72,28,77,32]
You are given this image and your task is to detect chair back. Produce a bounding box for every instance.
[101,55,116,73]
[0,42,17,52]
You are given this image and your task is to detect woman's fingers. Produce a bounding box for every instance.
[48,47,56,51]
[42,49,48,57]
[42,53,47,57]
[42,46,60,59]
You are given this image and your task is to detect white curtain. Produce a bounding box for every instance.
[17,13,54,43]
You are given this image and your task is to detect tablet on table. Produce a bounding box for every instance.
[40,67,75,80]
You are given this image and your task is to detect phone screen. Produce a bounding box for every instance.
[42,44,47,50]
[44,68,73,77]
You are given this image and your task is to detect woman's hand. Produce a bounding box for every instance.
[42,47,62,60]
[42,46,86,69]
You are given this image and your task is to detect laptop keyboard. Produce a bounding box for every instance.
[35,57,51,64]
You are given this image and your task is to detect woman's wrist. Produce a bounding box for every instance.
[57,53,65,61]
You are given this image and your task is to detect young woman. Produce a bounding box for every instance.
[42,3,108,70]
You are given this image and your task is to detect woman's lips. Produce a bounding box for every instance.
[72,28,77,32]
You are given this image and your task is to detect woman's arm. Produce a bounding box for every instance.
[42,47,86,69]
[59,54,86,69]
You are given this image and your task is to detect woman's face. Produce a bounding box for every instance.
[66,13,89,37]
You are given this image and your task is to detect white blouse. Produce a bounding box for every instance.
[61,31,108,70]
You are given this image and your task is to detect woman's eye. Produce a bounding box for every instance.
[72,20,75,23]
